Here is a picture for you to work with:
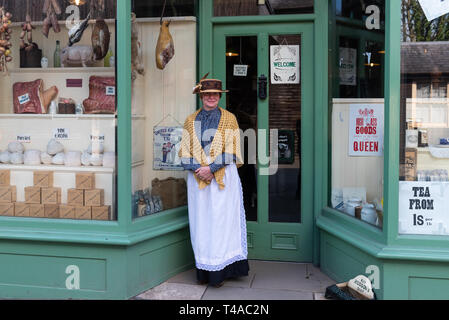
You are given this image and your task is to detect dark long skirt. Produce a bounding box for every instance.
[196,259,250,286]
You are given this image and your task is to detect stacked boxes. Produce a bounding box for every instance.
[21,171,59,218]
[0,170,16,217]
[0,170,111,221]
[72,173,111,221]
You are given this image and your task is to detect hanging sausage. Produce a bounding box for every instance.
[0,6,12,73]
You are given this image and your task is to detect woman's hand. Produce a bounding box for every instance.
[195,166,214,182]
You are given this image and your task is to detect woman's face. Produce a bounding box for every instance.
[201,92,220,110]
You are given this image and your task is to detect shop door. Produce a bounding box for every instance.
[213,23,314,262]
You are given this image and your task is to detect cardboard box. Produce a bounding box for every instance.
[41,187,62,204]
[0,202,15,216]
[76,173,95,189]
[25,186,41,204]
[44,204,60,219]
[84,189,104,207]
[92,206,111,221]
[59,205,76,219]
[14,203,30,217]
[67,189,84,206]
[0,186,16,203]
[75,206,92,220]
[0,170,10,186]
[29,204,45,218]
[33,171,54,188]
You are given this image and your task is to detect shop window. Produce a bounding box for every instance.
[132,0,196,18]
[398,0,449,235]
[131,0,196,219]
[0,0,117,221]
[329,0,385,228]
[214,0,313,17]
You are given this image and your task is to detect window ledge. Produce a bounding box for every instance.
[318,210,449,263]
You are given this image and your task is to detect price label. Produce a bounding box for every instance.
[53,128,70,140]
[17,135,31,143]
[105,86,115,96]
[90,134,105,143]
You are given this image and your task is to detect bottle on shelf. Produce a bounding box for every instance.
[54,40,61,68]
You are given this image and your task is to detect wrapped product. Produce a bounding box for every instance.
[103,152,115,168]
[87,142,104,154]
[24,150,42,165]
[0,151,11,164]
[8,142,25,153]
[81,151,91,166]
[41,152,53,165]
[52,152,65,165]
[90,153,103,166]
[64,151,81,167]
[10,152,24,164]
[47,139,64,155]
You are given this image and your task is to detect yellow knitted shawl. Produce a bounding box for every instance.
[179,107,243,190]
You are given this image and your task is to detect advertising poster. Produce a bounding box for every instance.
[339,47,357,86]
[399,181,449,235]
[348,104,384,157]
[270,45,300,84]
[153,126,184,171]
[418,0,449,21]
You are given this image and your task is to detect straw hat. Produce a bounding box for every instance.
[193,73,229,94]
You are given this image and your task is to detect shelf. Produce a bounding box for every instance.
[9,67,115,73]
[0,163,114,173]
[0,114,116,120]
[10,19,115,28]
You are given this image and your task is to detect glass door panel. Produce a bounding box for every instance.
[225,36,258,222]
[268,34,301,223]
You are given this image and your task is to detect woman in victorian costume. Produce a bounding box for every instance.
[179,74,249,287]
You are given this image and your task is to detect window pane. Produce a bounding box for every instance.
[329,0,385,228]
[214,0,313,17]
[399,0,449,235]
[0,1,117,221]
[131,0,196,219]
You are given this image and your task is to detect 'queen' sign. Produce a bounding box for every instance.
[348,104,384,157]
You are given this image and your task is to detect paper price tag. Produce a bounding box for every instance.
[106,86,116,96]
[18,93,30,105]
[53,128,70,140]
[17,135,31,143]
[90,134,105,143]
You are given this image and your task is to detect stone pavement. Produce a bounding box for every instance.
[133,260,336,300]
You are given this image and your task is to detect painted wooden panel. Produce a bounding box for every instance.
[331,98,384,203]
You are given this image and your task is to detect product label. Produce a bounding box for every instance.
[105,86,115,96]
[90,134,105,143]
[18,93,30,105]
[16,135,31,143]
[53,128,70,140]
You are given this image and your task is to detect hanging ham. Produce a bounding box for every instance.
[155,20,174,70]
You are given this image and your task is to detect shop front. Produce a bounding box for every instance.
[1,0,449,300]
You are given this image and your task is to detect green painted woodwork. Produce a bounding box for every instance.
[211,22,314,262]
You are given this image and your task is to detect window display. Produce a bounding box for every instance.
[330,0,385,228]
[0,0,117,221]
[399,0,449,235]
[131,0,196,219]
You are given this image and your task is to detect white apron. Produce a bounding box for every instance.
[187,163,248,271]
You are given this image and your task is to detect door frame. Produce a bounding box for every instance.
[212,22,314,262]
[198,0,330,266]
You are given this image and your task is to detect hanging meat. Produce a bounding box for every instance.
[155,20,175,70]
[68,12,91,47]
[42,0,61,38]
[131,12,144,80]
[20,12,35,50]
[91,19,110,61]
[0,7,12,73]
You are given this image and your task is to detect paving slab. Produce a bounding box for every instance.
[135,282,207,300]
[202,286,314,300]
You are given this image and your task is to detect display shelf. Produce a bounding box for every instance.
[0,163,114,173]
[0,113,116,119]
[9,67,115,74]
[10,19,115,28]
